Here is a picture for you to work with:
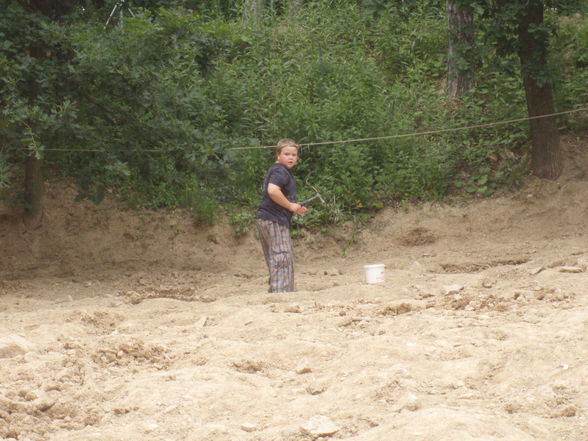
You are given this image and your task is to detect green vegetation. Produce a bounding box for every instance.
[1,1,587,232]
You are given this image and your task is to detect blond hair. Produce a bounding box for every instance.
[276,138,300,155]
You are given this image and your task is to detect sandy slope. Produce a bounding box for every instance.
[0,135,587,441]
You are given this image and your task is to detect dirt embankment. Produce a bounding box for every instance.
[0,134,587,441]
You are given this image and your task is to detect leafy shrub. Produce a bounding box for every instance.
[2,2,586,232]
[551,13,588,130]
[227,208,254,236]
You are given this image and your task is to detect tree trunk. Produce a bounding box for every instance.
[517,0,562,179]
[24,37,45,228]
[24,155,43,228]
[446,0,474,99]
[19,0,76,228]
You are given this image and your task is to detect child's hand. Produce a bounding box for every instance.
[290,203,307,215]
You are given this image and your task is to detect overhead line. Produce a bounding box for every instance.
[228,107,588,151]
[12,106,588,153]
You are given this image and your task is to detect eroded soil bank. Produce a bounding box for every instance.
[1,135,587,441]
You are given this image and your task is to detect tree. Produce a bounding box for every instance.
[14,1,76,227]
[476,0,564,179]
[446,0,475,99]
[516,0,561,179]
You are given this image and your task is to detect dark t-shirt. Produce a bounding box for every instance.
[256,163,297,228]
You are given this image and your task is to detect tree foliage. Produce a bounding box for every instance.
[1,0,587,228]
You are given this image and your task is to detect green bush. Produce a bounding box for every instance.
[2,2,586,231]
[551,13,588,130]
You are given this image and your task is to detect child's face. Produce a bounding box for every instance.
[276,146,299,169]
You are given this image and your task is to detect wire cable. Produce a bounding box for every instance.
[15,106,588,153]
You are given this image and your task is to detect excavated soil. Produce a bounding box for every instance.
[1,134,587,441]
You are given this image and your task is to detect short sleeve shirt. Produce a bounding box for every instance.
[256,163,297,228]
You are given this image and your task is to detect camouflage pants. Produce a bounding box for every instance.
[256,219,295,293]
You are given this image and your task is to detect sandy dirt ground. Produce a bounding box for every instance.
[1,135,587,441]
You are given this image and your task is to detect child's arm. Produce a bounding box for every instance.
[268,184,307,215]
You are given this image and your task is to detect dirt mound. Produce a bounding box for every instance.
[0,134,587,440]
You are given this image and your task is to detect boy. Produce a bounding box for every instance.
[256,139,307,293]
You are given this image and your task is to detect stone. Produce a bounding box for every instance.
[528,266,545,275]
[195,316,208,327]
[144,423,159,433]
[284,304,302,313]
[306,382,328,395]
[395,393,422,412]
[558,266,583,273]
[240,422,257,432]
[481,279,495,288]
[442,284,464,295]
[300,415,340,437]
[0,335,34,359]
[295,362,312,374]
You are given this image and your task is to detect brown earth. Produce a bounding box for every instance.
[1,134,587,441]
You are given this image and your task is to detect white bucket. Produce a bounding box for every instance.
[364,264,385,284]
